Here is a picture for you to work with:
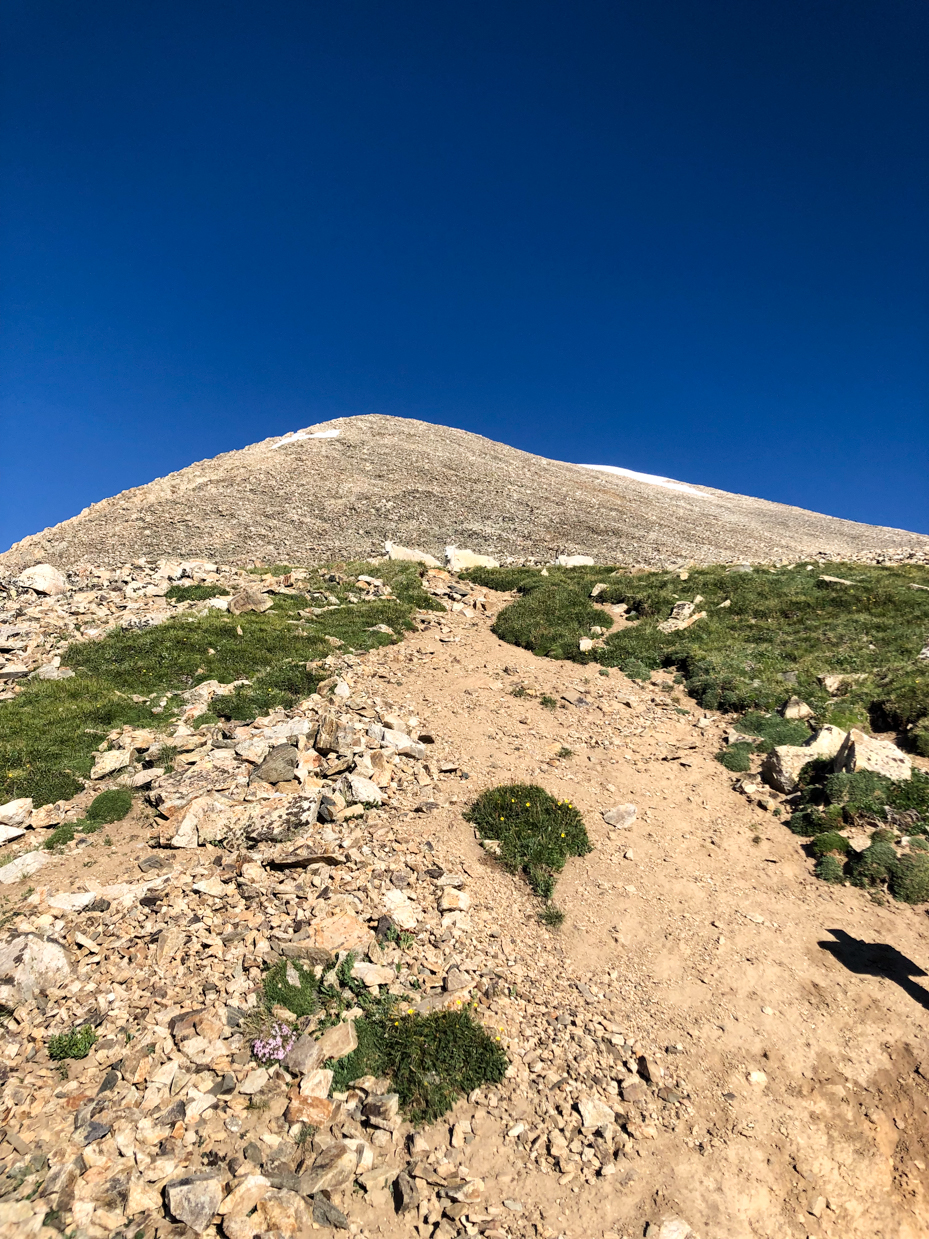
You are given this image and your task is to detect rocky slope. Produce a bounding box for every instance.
[2,566,929,1239]
[3,415,927,571]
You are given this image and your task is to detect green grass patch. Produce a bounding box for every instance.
[716,743,753,772]
[0,561,437,805]
[262,959,320,1019]
[463,563,929,751]
[464,783,591,900]
[86,788,132,824]
[329,1008,508,1125]
[47,1025,97,1060]
[164,584,230,601]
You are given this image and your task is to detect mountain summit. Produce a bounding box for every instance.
[3,414,926,569]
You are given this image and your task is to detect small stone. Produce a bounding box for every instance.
[90,748,133,779]
[602,804,637,829]
[165,1176,224,1233]
[219,1175,270,1216]
[578,1096,616,1129]
[393,1170,420,1213]
[437,887,471,912]
[228,588,273,615]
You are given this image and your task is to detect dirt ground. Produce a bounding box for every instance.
[346,591,929,1239]
[9,585,929,1239]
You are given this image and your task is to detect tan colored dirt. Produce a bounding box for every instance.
[346,593,929,1238]
[8,587,929,1239]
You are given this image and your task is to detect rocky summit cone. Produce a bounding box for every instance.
[3,413,927,570]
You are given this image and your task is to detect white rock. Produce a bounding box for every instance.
[344,774,383,806]
[90,749,133,779]
[0,798,32,828]
[578,1095,617,1128]
[603,804,637,829]
[0,932,72,1005]
[382,887,420,930]
[761,725,847,793]
[351,961,395,987]
[16,564,67,595]
[445,547,499,572]
[0,825,25,845]
[645,1218,699,1239]
[385,541,441,567]
[0,851,49,885]
[833,729,912,783]
[556,555,595,567]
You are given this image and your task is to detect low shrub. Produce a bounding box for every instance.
[86,788,132,824]
[330,1008,508,1125]
[464,784,592,899]
[815,855,846,884]
[44,824,75,850]
[262,959,319,1019]
[716,743,753,772]
[889,854,929,904]
[810,831,850,857]
[846,833,898,888]
[165,584,231,601]
[48,1025,97,1060]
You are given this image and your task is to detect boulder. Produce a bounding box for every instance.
[228,588,273,616]
[760,725,847,793]
[445,547,499,573]
[833,730,912,782]
[0,933,72,1006]
[780,697,813,720]
[90,749,133,780]
[302,1141,360,1194]
[252,744,299,784]
[343,773,383,805]
[16,564,67,595]
[0,851,49,885]
[306,912,373,953]
[253,1188,313,1235]
[0,798,32,828]
[556,555,594,567]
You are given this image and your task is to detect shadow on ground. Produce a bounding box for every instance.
[820,927,929,1012]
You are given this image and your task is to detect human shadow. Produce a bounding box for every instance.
[819,928,929,1013]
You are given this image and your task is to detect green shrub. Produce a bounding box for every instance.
[329,1008,508,1125]
[810,831,850,857]
[889,854,929,904]
[464,784,592,900]
[165,584,231,601]
[716,743,753,772]
[846,835,898,888]
[815,855,846,884]
[738,711,811,751]
[86,788,132,824]
[44,823,75,850]
[262,959,319,1019]
[48,1025,97,1060]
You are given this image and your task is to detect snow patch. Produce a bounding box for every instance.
[271,429,341,449]
[578,463,704,496]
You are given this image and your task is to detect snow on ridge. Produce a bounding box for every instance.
[577,462,705,496]
[271,429,341,449]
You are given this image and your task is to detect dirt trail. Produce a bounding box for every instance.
[353,590,929,1239]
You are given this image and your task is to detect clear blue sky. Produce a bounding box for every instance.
[2,0,927,550]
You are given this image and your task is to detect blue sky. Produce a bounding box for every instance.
[2,0,927,550]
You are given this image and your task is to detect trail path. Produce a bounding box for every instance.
[352,589,929,1239]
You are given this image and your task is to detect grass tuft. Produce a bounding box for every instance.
[262,959,320,1019]
[464,783,591,900]
[86,788,132,824]
[47,1025,97,1060]
[164,584,230,601]
[330,1008,508,1125]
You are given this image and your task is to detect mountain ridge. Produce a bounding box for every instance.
[3,414,926,570]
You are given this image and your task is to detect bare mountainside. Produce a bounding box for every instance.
[3,414,927,570]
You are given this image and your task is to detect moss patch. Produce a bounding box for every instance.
[330,1008,508,1125]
